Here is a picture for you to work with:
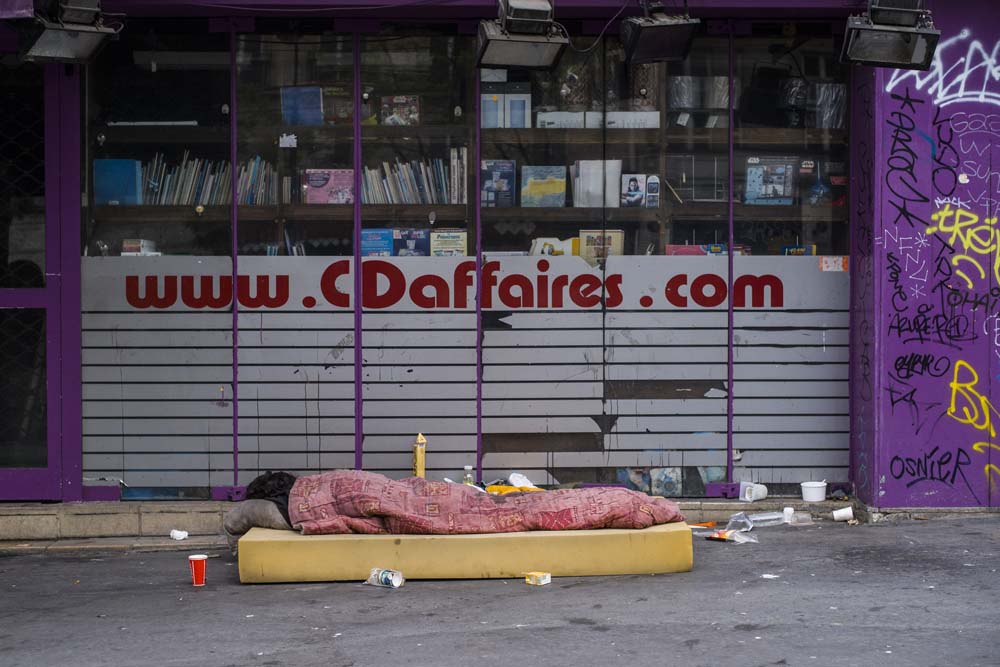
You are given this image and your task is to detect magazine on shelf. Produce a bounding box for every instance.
[620,174,646,208]
[570,160,621,208]
[380,95,420,126]
[430,229,467,256]
[361,229,394,256]
[393,228,430,256]
[304,169,354,204]
[521,166,567,207]
[480,159,516,208]
[744,156,797,205]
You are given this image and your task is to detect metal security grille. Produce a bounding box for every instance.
[0,309,47,468]
[1,62,46,288]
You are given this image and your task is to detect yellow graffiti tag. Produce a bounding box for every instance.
[972,444,1000,492]
[948,360,1000,437]
[927,204,1000,289]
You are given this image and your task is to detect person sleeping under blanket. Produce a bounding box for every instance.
[225,469,685,552]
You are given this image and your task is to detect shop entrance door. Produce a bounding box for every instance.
[0,63,63,499]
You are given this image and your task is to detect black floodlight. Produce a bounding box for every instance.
[840,0,940,70]
[477,0,568,70]
[18,0,117,64]
[19,17,115,63]
[621,1,700,65]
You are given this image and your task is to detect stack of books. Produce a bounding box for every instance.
[361,148,467,205]
[96,153,279,207]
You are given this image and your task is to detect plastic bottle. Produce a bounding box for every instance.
[462,465,475,485]
[747,511,785,527]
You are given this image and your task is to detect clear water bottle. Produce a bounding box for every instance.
[462,465,475,485]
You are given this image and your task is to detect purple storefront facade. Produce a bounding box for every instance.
[0,0,997,509]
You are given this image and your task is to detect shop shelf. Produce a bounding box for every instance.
[665,127,847,148]
[668,201,848,222]
[482,128,660,146]
[97,125,230,145]
[481,207,661,224]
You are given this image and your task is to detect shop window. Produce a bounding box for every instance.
[1,61,46,287]
[360,27,478,477]
[236,29,354,256]
[83,20,232,256]
[733,27,849,256]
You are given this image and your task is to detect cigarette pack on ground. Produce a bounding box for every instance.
[524,571,551,586]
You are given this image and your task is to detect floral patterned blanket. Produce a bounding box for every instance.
[289,470,684,535]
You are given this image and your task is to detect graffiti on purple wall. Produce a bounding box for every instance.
[876,18,999,507]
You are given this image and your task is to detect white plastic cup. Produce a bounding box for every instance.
[739,482,768,502]
[783,507,794,523]
[800,481,827,502]
[832,506,854,521]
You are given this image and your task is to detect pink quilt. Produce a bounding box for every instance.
[289,471,684,535]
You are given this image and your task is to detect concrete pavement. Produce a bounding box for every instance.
[1,517,998,667]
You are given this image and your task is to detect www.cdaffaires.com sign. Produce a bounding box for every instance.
[82,255,848,312]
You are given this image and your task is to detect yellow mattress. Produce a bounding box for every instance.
[238,523,692,583]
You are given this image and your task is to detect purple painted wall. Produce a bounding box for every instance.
[868,0,999,508]
[851,65,878,506]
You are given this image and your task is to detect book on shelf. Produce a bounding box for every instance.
[620,174,647,208]
[304,169,354,204]
[380,95,420,126]
[322,85,353,125]
[579,229,624,266]
[361,228,394,256]
[480,159,516,208]
[95,159,143,206]
[280,86,324,126]
[570,160,621,208]
[394,228,430,256]
[361,151,465,205]
[521,165,566,207]
[430,229,467,256]
[115,152,276,207]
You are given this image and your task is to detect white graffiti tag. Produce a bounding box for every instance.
[886,29,1000,108]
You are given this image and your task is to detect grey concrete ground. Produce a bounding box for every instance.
[1,518,998,667]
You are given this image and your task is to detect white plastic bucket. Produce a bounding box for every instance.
[800,481,827,502]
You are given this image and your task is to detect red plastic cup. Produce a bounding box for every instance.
[188,554,208,586]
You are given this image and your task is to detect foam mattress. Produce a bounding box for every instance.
[238,523,692,583]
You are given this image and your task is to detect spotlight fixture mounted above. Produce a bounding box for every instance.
[16,0,119,64]
[621,0,700,65]
[477,0,569,70]
[840,0,940,70]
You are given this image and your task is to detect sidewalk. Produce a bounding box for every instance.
[1,517,997,667]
